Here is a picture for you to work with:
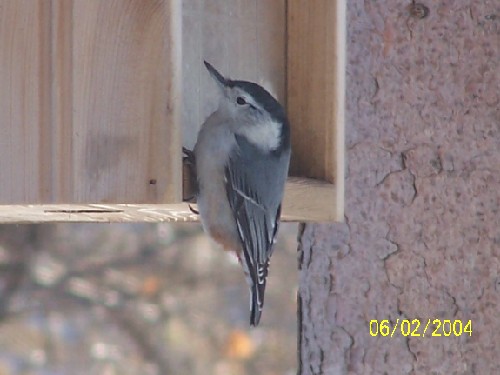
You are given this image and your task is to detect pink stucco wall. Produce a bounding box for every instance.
[299,1,499,373]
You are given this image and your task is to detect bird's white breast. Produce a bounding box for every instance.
[237,119,282,151]
[194,112,241,252]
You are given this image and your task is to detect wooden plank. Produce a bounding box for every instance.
[71,0,182,204]
[51,0,74,202]
[282,177,337,222]
[0,1,51,203]
[0,177,334,223]
[335,0,346,222]
[0,0,343,222]
[0,204,197,223]
[0,0,182,205]
[287,0,345,221]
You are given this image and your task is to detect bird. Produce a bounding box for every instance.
[183,61,291,326]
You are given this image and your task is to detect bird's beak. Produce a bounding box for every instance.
[204,61,227,87]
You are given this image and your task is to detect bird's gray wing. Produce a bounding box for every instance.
[225,135,290,325]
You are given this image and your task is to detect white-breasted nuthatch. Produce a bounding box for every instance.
[184,61,291,326]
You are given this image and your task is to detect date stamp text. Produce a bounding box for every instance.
[369,319,472,338]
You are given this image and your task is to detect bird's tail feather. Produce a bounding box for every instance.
[249,279,266,326]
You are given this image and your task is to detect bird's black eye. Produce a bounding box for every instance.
[236,96,246,105]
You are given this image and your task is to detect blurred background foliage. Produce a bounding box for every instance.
[0,223,297,375]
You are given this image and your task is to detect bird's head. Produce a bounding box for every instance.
[204,61,290,153]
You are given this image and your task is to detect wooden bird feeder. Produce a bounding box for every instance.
[0,0,345,223]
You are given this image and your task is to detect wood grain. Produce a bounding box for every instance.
[0,177,334,223]
[287,0,345,220]
[71,0,182,204]
[0,0,182,205]
[282,177,337,222]
[0,1,51,203]
[0,0,345,222]
[51,0,73,202]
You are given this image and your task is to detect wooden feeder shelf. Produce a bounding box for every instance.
[0,0,345,223]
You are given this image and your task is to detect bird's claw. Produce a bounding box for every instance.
[183,147,196,165]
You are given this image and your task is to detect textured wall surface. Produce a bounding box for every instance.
[298,1,499,374]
